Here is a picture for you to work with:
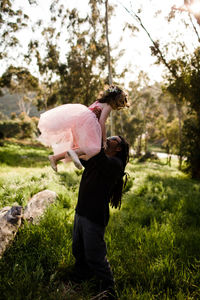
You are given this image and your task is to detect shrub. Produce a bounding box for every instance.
[0,114,37,139]
[0,119,21,138]
[20,119,36,138]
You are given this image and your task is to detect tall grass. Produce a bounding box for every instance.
[0,141,200,299]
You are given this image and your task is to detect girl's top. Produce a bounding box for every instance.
[38,101,104,161]
[88,101,103,120]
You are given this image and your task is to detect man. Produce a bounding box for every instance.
[71,136,129,299]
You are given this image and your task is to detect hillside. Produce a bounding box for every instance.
[0,93,42,118]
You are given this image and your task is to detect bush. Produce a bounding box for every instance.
[0,120,21,138]
[20,119,36,138]
[0,114,38,139]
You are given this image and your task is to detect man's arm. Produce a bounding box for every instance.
[81,148,123,178]
[80,148,104,168]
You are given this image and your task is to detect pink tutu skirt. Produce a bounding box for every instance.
[38,104,102,161]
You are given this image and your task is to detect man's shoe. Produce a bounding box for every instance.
[91,289,118,300]
[67,150,83,170]
[102,288,118,300]
[65,266,92,284]
[48,155,57,172]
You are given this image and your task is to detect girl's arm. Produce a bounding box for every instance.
[99,104,112,148]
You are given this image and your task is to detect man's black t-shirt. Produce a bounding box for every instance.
[76,149,123,227]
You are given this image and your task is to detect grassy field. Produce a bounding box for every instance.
[0,140,200,299]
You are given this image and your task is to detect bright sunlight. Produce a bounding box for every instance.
[189,1,200,13]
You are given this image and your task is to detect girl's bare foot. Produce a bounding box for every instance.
[48,155,57,172]
[67,150,83,170]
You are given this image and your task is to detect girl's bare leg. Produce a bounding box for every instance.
[54,149,85,160]
[48,151,67,172]
[52,151,67,161]
[66,148,86,170]
[49,149,86,171]
[48,155,57,172]
[74,149,86,157]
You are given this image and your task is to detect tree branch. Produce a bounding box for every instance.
[188,13,200,42]
[117,1,179,79]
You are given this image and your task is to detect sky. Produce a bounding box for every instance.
[2,0,200,87]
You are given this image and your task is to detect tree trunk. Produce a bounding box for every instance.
[144,132,148,154]
[136,135,142,157]
[176,101,183,170]
[105,0,114,135]
[120,111,124,135]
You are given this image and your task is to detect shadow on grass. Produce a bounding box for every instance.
[144,174,200,226]
[121,173,200,241]
[0,144,50,168]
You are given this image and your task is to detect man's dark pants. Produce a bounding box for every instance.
[72,213,114,291]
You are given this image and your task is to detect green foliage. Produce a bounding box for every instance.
[26,1,124,111]
[50,3,107,107]
[0,0,29,60]
[125,79,175,152]
[0,119,21,138]
[27,3,110,110]
[0,66,40,115]
[113,109,144,147]
[0,114,38,139]
[0,141,200,299]
[182,116,200,178]
[0,65,39,92]
[163,118,180,154]
[164,47,200,178]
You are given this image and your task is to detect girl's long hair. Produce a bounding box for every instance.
[110,136,130,209]
[97,85,129,110]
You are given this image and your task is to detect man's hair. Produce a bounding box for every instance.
[110,136,129,209]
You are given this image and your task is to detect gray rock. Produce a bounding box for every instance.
[0,189,57,258]
[24,189,57,224]
[0,205,23,258]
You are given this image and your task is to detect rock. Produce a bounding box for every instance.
[0,205,23,258]
[0,190,57,258]
[24,189,57,224]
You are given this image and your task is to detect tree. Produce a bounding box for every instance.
[26,1,111,109]
[55,4,107,106]
[0,66,39,116]
[163,119,180,154]
[120,2,199,171]
[109,74,162,155]
[182,116,200,178]
[0,0,30,60]
[167,48,200,178]
[27,38,61,110]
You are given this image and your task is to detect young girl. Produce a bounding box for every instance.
[38,85,129,171]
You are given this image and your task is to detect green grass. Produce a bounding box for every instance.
[0,140,200,299]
